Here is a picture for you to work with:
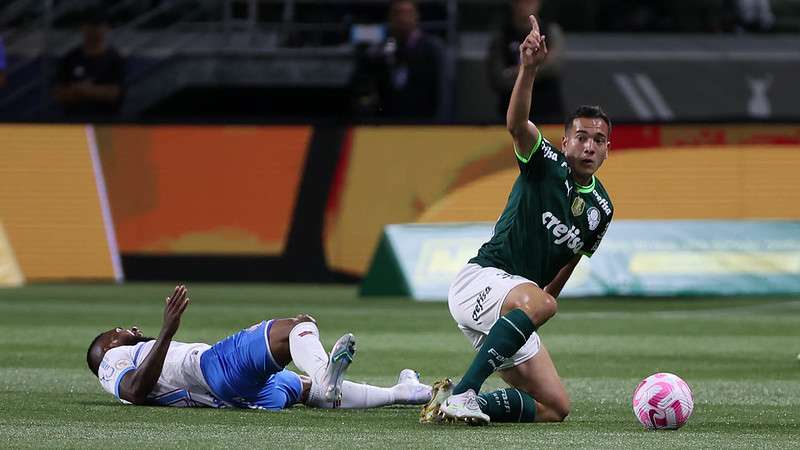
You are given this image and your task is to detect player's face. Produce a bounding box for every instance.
[561,117,610,181]
[104,326,151,350]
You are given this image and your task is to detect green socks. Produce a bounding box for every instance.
[452,308,536,395]
[478,388,537,422]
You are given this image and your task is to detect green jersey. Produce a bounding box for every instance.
[470,132,613,287]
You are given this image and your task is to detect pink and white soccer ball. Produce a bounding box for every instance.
[632,372,694,430]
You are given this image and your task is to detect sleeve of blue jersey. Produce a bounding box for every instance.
[114,366,136,399]
[111,344,149,399]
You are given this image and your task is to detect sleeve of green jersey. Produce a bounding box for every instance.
[513,128,544,165]
[580,214,612,258]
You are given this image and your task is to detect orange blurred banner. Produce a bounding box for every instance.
[0,124,118,281]
[2,122,796,281]
[96,125,311,255]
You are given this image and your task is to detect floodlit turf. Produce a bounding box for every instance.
[1,283,798,449]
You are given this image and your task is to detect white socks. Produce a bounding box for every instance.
[308,381,396,409]
[288,321,329,384]
[288,321,401,409]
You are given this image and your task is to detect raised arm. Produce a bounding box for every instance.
[117,285,190,405]
[507,15,548,162]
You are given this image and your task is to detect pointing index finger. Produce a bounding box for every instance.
[529,14,539,33]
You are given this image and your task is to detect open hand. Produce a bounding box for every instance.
[161,284,190,338]
[520,15,548,68]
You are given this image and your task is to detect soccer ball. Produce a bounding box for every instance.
[632,372,693,430]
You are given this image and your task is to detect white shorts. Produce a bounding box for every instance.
[448,263,541,370]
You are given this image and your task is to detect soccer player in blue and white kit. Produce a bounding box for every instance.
[87,285,431,410]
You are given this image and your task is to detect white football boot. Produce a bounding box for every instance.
[321,333,357,406]
[392,369,433,405]
[439,389,490,425]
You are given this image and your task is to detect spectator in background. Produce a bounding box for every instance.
[487,0,564,123]
[351,0,443,119]
[53,9,124,116]
[0,36,7,89]
[733,0,775,32]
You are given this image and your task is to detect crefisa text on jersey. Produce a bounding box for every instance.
[541,212,584,253]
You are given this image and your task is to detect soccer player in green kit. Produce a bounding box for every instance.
[421,14,613,425]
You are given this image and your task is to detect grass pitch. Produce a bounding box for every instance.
[1,283,798,449]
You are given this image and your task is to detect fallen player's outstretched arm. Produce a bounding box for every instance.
[118,285,190,404]
[507,14,548,162]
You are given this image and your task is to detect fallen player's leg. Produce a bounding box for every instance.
[287,318,431,409]
[200,314,430,410]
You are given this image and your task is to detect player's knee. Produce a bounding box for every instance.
[292,314,317,325]
[505,289,536,314]
[506,290,557,322]
[539,293,558,320]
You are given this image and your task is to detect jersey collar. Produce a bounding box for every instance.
[575,175,596,194]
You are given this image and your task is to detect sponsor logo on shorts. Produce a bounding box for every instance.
[471,286,492,323]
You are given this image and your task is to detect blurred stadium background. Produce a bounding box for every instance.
[0,0,799,448]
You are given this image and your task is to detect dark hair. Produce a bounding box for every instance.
[565,105,612,135]
[86,332,106,376]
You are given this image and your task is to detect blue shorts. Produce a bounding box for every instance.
[200,320,303,410]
